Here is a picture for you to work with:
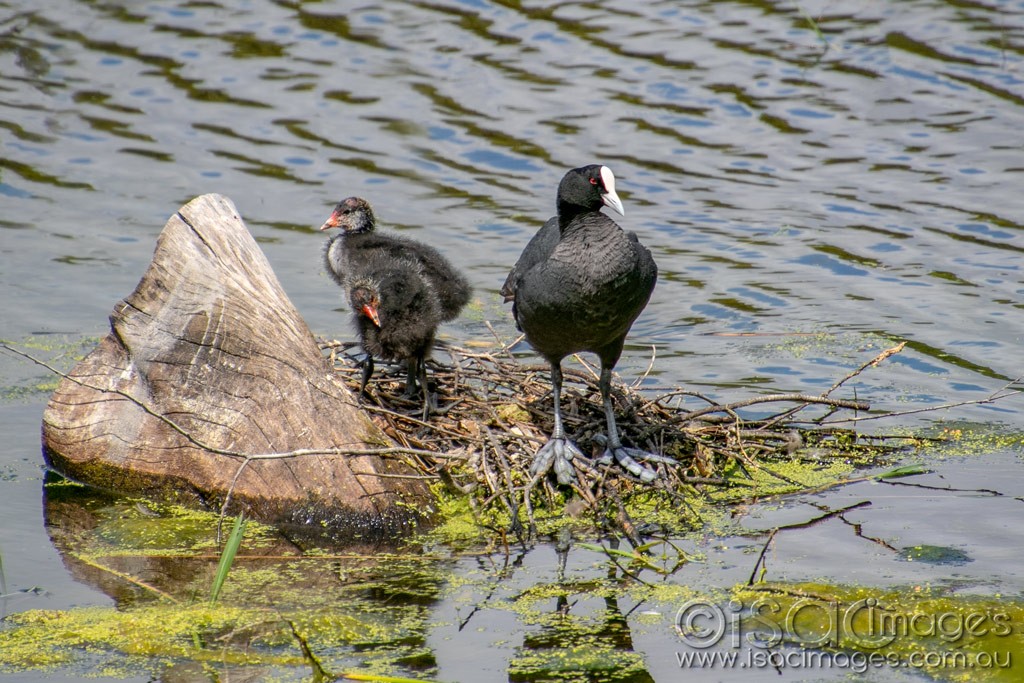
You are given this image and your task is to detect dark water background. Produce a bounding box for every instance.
[2,0,1023,680]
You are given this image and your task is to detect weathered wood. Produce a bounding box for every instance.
[42,194,434,539]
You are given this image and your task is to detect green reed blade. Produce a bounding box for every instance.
[209,514,246,605]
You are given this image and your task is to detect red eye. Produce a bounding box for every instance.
[589,177,598,185]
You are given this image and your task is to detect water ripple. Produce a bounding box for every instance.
[1,0,1022,417]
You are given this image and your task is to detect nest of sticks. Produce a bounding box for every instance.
[319,333,919,543]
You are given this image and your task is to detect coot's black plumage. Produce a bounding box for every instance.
[346,252,442,420]
[321,197,471,322]
[502,165,659,484]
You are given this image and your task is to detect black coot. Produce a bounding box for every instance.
[502,165,659,484]
[345,252,442,421]
[321,197,471,321]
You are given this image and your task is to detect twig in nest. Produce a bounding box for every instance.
[632,344,657,389]
[484,320,521,360]
[818,376,1023,426]
[824,341,906,397]
[677,393,869,424]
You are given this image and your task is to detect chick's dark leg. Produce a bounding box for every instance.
[359,354,375,399]
[408,354,435,421]
[599,364,658,483]
[530,362,583,485]
[403,356,419,397]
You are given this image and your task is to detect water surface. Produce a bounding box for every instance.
[1,0,1023,680]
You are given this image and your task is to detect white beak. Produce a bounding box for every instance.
[599,165,625,216]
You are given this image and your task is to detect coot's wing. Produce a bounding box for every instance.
[500,216,560,302]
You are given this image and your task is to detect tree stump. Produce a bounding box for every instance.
[42,194,434,540]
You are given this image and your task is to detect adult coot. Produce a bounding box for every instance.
[321,197,471,321]
[346,252,442,421]
[501,165,659,484]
